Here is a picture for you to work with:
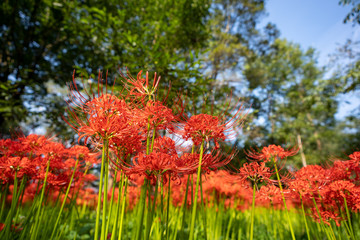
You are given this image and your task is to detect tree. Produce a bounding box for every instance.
[339,0,360,25]
[244,39,343,166]
[0,0,210,137]
[329,40,360,155]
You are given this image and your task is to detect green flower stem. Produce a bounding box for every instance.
[300,193,311,240]
[340,211,352,238]
[118,177,128,240]
[105,169,118,238]
[199,176,207,240]
[135,179,148,240]
[189,140,205,240]
[180,144,195,233]
[225,210,235,240]
[272,158,296,240]
[95,139,108,240]
[2,171,18,238]
[172,208,181,240]
[80,201,87,218]
[250,183,256,240]
[311,197,332,240]
[343,197,355,240]
[160,180,164,224]
[68,167,90,212]
[165,178,171,240]
[146,120,151,155]
[31,158,51,240]
[190,175,194,206]
[146,180,159,240]
[19,182,42,239]
[101,147,110,240]
[46,189,63,233]
[14,176,28,223]
[180,175,191,231]
[150,127,156,153]
[144,183,151,240]
[111,172,123,240]
[50,158,79,239]
[0,183,9,221]
[270,202,277,239]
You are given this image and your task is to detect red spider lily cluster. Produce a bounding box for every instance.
[63,70,247,240]
[67,68,360,232]
[0,134,98,205]
[1,70,360,240]
[117,148,360,218]
[287,152,360,226]
[65,70,246,185]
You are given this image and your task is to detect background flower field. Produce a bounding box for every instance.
[1,71,360,240]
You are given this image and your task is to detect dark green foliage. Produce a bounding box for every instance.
[0,0,211,136]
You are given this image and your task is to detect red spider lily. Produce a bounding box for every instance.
[328,151,360,182]
[122,152,179,185]
[349,151,360,161]
[171,172,253,209]
[75,188,98,207]
[152,136,178,155]
[43,172,70,188]
[309,206,342,227]
[113,136,195,182]
[201,170,250,206]
[181,101,246,148]
[236,162,274,185]
[67,93,132,144]
[200,149,236,173]
[79,173,98,184]
[288,179,315,200]
[0,139,13,157]
[0,157,36,181]
[182,114,225,148]
[126,185,141,210]
[37,141,67,159]
[257,185,283,206]
[35,142,71,174]
[0,135,53,162]
[246,144,298,162]
[133,100,178,132]
[322,180,360,211]
[65,71,134,145]
[19,134,49,152]
[175,148,235,175]
[122,70,162,99]
[173,153,199,174]
[328,160,355,181]
[110,127,144,162]
[0,222,22,233]
[67,145,99,166]
[66,70,117,109]
[293,165,331,185]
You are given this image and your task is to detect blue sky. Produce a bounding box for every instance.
[261,0,360,118]
[262,0,359,66]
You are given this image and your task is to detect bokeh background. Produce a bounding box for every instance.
[1,0,359,166]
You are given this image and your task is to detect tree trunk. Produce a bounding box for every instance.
[297,134,307,167]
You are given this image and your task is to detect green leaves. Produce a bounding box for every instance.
[0,0,211,135]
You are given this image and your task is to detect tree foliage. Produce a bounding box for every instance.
[0,0,359,165]
[243,39,349,164]
[339,0,360,25]
[0,0,211,137]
